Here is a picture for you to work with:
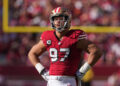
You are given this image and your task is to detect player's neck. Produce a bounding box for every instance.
[55,30,69,39]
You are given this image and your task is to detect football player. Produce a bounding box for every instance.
[28,7,102,86]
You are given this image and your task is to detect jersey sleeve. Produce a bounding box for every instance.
[40,31,48,46]
[76,30,87,40]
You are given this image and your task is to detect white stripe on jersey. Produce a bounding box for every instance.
[78,34,86,37]
[78,37,87,40]
[78,34,87,40]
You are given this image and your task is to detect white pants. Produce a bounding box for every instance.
[47,76,79,86]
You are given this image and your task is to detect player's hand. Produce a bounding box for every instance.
[76,71,84,86]
[76,71,85,80]
[41,70,49,81]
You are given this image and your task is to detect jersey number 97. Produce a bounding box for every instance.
[49,48,70,62]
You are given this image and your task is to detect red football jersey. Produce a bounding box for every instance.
[40,30,87,76]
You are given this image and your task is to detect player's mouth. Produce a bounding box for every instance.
[57,25,60,26]
[55,24,61,27]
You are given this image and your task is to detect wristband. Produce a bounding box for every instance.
[79,62,91,73]
[35,63,45,74]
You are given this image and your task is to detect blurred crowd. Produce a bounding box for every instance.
[9,0,120,26]
[107,70,120,86]
[0,0,120,67]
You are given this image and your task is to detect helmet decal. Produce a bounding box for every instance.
[53,7,61,13]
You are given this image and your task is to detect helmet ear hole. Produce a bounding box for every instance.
[64,16,69,21]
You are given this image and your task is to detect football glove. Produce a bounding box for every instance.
[41,70,49,81]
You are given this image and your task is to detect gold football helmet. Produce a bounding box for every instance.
[50,7,72,32]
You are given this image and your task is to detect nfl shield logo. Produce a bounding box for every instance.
[47,40,51,45]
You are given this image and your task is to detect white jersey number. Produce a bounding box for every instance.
[49,48,70,62]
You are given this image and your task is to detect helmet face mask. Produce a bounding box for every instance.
[50,7,72,32]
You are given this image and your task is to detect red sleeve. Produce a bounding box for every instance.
[76,30,87,40]
[40,31,48,47]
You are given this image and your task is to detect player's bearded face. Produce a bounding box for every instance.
[53,17,65,29]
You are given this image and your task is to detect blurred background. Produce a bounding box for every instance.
[0,0,120,86]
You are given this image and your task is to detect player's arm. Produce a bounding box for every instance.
[77,39,102,66]
[28,40,46,74]
[76,39,102,77]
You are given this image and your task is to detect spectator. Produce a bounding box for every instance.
[107,70,120,86]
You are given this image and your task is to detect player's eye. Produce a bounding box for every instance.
[54,17,65,21]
